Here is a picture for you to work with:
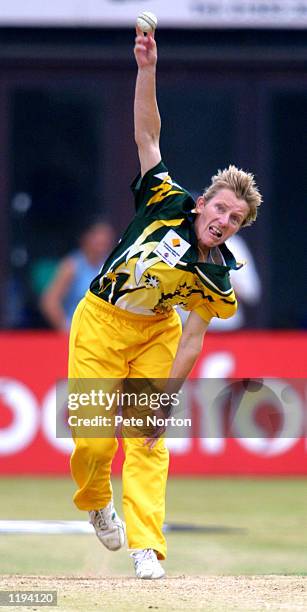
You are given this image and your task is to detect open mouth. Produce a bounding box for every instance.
[209,225,222,239]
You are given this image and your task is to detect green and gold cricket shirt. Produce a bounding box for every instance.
[90,161,241,323]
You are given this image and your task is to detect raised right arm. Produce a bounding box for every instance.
[134,27,161,176]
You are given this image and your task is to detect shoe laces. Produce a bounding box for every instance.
[131,549,156,565]
[91,507,113,530]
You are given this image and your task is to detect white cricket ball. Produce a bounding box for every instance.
[136,11,158,33]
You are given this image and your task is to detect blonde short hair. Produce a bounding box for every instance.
[203,165,262,227]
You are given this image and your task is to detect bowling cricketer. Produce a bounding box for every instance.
[68,25,262,579]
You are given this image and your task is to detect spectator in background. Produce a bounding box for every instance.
[40,220,115,330]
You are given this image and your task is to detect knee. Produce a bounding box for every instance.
[74,437,118,463]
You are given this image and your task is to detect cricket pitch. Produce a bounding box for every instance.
[1,575,306,611]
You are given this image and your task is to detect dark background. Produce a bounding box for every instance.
[0,27,306,329]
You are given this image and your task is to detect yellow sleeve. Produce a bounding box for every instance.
[194,291,238,323]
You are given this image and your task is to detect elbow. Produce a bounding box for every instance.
[135,129,160,149]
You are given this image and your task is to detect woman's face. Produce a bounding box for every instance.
[194,188,249,248]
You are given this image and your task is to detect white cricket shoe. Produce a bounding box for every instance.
[131,549,165,579]
[89,500,125,551]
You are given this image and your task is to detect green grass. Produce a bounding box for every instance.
[0,477,306,576]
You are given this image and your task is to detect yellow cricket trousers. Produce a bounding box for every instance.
[68,290,182,559]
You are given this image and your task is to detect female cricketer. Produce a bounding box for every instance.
[68,26,262,579]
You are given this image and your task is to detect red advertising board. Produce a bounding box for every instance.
[0,331,306,475]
